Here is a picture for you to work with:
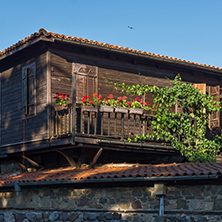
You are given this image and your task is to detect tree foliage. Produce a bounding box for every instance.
[116,75,222,162]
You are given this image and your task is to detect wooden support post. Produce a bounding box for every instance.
[22,156,41,168]
[46,51,52,138]
[88,148,103,169]
[57,150,76,167]
[18,162,26,172]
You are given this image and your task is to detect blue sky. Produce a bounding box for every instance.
[1,0,222,67]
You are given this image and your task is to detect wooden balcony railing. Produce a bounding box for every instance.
[52,106,197,144]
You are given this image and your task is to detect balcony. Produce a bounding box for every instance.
[52,106,197,154]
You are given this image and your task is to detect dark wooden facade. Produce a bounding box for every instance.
[0,29,222,170]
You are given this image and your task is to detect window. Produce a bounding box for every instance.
[74,63,98,104]
[22,62,36,116]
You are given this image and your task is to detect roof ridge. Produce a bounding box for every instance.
[1,28,222,71]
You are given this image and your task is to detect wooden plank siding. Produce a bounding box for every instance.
[0,52,49,146]
[49,48,222,114]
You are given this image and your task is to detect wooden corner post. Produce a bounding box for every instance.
[72,63,76,145]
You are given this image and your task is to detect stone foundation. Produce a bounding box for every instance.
[0,184,221,221]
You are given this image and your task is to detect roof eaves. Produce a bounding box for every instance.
[1,28,222,72]
[53,36,222,73]
[0,174,219,188]
[0,35,54,61]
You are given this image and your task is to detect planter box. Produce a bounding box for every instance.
[82,106,98,112]
[100,105,114,113]
[115,107,129,114]
[143,110,155,116]
[129,108,144,115]
[54,104,68,111]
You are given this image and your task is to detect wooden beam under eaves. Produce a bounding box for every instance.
[88,148,103,169]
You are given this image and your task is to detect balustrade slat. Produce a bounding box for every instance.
[108,113,111,136]
[101,113,104,136]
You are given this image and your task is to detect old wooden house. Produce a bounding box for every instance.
[0,28,222,173]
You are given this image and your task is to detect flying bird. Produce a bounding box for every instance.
[128,26,135,30]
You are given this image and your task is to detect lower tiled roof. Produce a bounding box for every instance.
[0,162,222,186]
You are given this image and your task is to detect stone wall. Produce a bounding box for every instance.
[0,184,221,221]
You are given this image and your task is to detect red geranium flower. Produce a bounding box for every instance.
[118,97,122,102]
[55,95,59,98]
[152,107,155,110]
[123,96,127,100]
[61,95,65,100]
[98,95,102,99]
[89,101,93,105]
[135,97,139,100]
[82,98,86,103]
[93,93,98,97]
[109,94,113,99]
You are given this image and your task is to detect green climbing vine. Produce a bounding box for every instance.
[115,75,222,162]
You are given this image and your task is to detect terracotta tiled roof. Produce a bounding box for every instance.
[0,162,222,186]
[1,28,222,71]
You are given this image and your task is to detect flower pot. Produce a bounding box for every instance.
[82,105,98,112]
[115,107,129,114]
[54,104,68,111]
[129,108,144,115]
[100,105,114,113]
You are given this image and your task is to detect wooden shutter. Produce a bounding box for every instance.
[27,64,36,115]
[193,83,206,114]
[22,67,28,115]
[74,63,98,104]
[22,63,36,115]
[193,83,206,94]
[193,83,220,129]
[208,85,220,128]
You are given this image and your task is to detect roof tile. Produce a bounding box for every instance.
[0,162,222,186]
[1,29,222,71]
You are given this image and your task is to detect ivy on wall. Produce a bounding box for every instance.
[115,75,222,162]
